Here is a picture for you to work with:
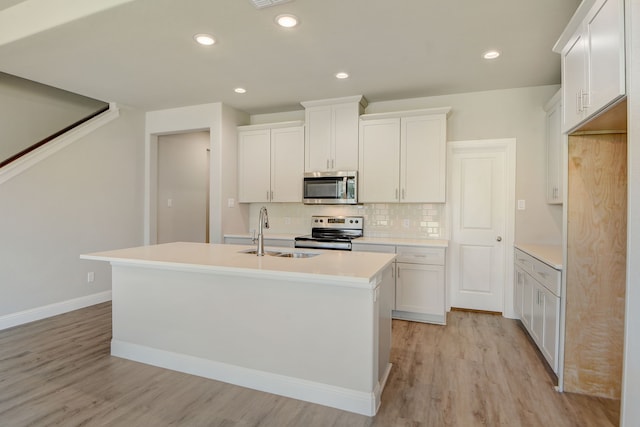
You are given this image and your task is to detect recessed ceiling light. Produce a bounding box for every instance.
[234,87,247,94]
[335,72,349,79]
[276,14,298,28]
[483,50,501,60]
[194,34,216,46]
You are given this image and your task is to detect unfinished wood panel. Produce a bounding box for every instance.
[566,133,627,398]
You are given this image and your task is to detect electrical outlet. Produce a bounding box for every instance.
[403,219,410,228]
[284,217,291,225]
[87,272,95,283]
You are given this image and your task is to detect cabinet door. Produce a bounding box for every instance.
[358,118,400,202]
[586,0,625,115]
[401,115,446,202]
[395,263,445,317]
[541,287,560,373]
[332,103,360,171]
[562,33,587,131]
[531,283,544,346]
[238,129,271,202]
[305,106,332,172]
[546,99,563,204]
[514,267,525,318]
[271,126,304,202]
[521,271,534,330]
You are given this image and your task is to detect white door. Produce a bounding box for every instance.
[448,139,515,314]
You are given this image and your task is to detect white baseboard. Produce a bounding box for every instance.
[111,339,379,416]
[0,291,112,331]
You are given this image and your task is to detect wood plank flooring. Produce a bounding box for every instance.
[0,303,620,426]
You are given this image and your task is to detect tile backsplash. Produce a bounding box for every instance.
[247,203,446,239]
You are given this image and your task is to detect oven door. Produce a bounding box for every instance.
[294,237,352,251]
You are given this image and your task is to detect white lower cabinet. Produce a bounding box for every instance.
[353,243,446,325]
[514,248,561,373]
[395,262,445,324]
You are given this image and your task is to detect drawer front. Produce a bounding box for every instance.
[515,249,560,296]
[396,246,445,265]
[514,249,536,275]
[531,261,561,297]
[351,243,396,253]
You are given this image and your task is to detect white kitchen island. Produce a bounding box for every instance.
[81,242,396,416]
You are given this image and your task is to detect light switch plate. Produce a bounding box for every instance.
[517,200,526,210]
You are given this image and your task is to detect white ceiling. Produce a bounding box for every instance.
[0,0,581,114]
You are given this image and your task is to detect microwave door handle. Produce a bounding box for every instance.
[344,177,350,199]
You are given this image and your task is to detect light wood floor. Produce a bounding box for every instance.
[0,303,620,426]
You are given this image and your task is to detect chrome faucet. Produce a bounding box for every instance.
[257,206,270,256]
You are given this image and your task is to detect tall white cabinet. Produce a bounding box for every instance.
[556,0,625,131]
[238,121,304,203]
[301,96,366,172]
[545,90,563,204]
[358,108,450,203]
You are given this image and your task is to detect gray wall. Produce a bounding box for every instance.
[0,72,107,162]
[0,106,145,317]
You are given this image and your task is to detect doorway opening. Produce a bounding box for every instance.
[156,131,210,244]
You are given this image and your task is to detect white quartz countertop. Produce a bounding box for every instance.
[224,233,448,247]
[514,243,563,270]
[82,242,396,289]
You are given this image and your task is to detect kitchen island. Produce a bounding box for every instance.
[81,242,396,416]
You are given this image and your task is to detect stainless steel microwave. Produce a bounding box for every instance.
[303,171,358,205]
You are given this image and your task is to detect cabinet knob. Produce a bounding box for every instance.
[496,236,502,242]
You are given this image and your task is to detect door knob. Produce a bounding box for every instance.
[496,236,502,242]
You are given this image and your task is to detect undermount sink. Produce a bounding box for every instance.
[239,249,280,256]
[274,252,318,258]
[238,249,319,258]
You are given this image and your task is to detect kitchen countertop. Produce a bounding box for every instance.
[514,243,563,270]
[81,242,396,289]
[224,233,448,247]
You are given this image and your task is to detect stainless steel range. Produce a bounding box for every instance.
[294,216,363,251]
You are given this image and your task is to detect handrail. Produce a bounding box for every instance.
[0,104,110,169]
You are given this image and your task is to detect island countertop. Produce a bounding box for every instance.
[81,242,396,289]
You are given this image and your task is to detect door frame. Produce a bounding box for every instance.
[446,138,517,318]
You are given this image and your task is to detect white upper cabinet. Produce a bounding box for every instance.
[545,90,563,204]
[556,0,625,132]
[358,118,400,202]
[359,108,449,203]
[301,96,367,172]
[238,122,304,203]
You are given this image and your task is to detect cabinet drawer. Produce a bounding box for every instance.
[514,249,561,296]
[531,261,561,297]
[396,246,445,265]
[514,249,536,274]
[351,243,396,253]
